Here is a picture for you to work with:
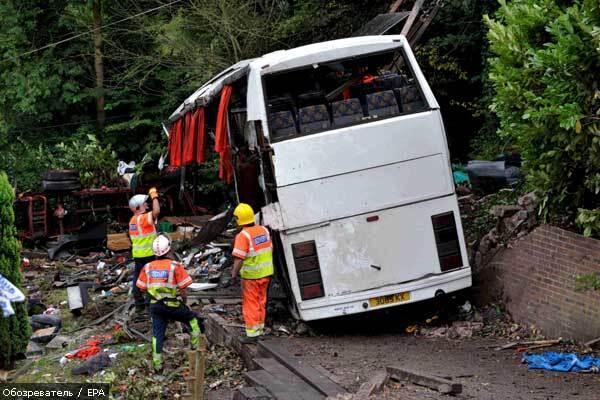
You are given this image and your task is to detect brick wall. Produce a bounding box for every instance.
[487,225,600,341]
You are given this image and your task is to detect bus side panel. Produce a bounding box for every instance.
[280,195,469,302]
[277,153,452,229]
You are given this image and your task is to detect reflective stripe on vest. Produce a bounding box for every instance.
[145,261,179,305]
[240,226,274,280]
[130,213,157,258]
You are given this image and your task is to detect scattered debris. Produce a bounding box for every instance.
[31,327,58,344]
[495,339,561,351]
[386,365,462,395]
[71,352,112,376]
[421,321,483,340]
[355,370,389,397]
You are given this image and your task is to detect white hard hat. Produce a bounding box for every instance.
[128,194,148,210]
[152,235,171,257]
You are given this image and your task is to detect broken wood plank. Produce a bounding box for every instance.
[257,341,346,397]
[356,370,389,398]
[233,387,273,400]
[584,337,600,348]
[495,339,560,351]
[107,233,131,251]
[253,358,324,400]
[389,0,407,13]
[400,0,425,36]
[387,365,462,395]
[409,0,443,46]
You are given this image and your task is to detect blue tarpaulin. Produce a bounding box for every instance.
[522,352,600,373]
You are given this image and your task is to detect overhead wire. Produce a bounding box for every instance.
[0,0,183,63]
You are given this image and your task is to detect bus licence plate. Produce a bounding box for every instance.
[369,291,411,308]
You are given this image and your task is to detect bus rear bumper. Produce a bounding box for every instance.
[297,267,472,321]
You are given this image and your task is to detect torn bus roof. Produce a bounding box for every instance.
[168,59,253,122]
[167,36,409,123]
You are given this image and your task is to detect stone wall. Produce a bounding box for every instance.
[487,225,600,341]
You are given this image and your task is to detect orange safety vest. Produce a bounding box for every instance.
[129,212,157,258]
[232,225,274,280]
[136,259,192,306]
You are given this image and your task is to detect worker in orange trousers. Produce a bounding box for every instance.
[231,203,274,340]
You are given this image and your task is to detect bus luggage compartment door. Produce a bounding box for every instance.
[282,195,467,299]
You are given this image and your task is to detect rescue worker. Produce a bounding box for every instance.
[230,203,274,340]
[136,235,203,372]
[128,188,160,313]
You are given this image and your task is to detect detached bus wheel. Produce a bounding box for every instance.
[42,169,80,181]
[42,179,81,191]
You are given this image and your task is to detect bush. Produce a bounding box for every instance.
[2,130,120,192]
[0,171,31,369]
[485,0,600,237]
[49,131,120,188]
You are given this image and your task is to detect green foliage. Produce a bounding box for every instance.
[575,273,600,292]
[0,171,31,369]
[576,208,600,237]
[2,131,119,192]
[49,132,120,188]
[486,0,600,236]
[416,0,500,160]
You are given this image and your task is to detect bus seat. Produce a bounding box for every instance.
[299,105,331,134]
[366,90,399,118]
[396,84,425,113]
[331,98,363,127]
[270,110,297,138]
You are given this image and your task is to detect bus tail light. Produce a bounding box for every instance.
[292,240,325,300]
[431,212,463,272]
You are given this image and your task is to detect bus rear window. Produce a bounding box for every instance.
[264,47,428,142]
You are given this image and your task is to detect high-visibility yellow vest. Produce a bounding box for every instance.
[139,259,192,307]
[233,225,274,280]
[129,212,157,258]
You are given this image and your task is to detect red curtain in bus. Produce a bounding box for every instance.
[183,111,196,165]
[195,107,206,164]
[215,85,234,183]
[168,118,183,167]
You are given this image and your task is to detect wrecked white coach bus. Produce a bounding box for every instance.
[167,35,471,321]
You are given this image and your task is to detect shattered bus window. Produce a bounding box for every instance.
[264,47,428,141]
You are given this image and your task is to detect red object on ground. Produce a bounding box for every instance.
[65,334,112,360]
[183,111,196,165]
[168,118,184,167]
[66,341,102,360]
[195,107,206,164]
[215,85,234,183]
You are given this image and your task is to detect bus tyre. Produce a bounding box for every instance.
[42,169,80,181]
[42,179,81,192]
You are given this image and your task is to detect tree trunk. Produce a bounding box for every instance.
[92,0,105,134]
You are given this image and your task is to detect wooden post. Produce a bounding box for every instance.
[182,350,196,399]
[195,335,207,400]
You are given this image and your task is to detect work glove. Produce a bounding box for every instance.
[149,187,159,200]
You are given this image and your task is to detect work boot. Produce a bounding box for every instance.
[152,353,163,373]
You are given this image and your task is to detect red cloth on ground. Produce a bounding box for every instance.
[65,334,112,360]
[195,107,206,164]
[168,118,184,167]
[183,111,196,165]
[215,85,234,184]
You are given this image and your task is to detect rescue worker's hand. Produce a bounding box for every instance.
[149,187,159,200]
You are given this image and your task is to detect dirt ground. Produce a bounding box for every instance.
[268,304,600,400]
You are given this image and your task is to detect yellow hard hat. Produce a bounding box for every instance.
[234,203,255,226]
